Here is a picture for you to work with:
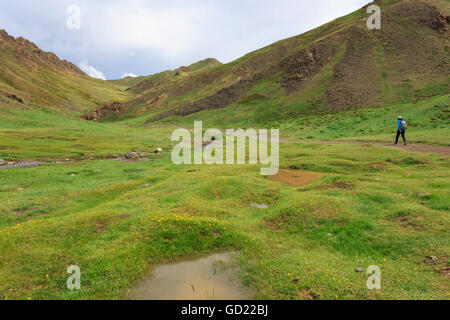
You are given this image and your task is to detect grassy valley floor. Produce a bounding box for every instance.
[0,125,449,299]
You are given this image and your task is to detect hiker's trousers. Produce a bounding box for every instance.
[395,130,406,144]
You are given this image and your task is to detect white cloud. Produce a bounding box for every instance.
[102,6,196,54]
[0,0,371,79]
[78,59,106,80]
[122,72,138,78]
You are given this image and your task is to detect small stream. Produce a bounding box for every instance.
[0,161,45,170]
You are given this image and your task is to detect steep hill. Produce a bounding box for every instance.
[0,30,129,112]
[84,0,449,125]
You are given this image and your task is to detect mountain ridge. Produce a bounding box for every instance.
[82,0,449,124]
[0,29,84,75]
[0,0,448,123]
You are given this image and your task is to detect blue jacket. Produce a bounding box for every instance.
[398,120,402,131]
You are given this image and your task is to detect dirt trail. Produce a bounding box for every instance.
[287,140,450,156]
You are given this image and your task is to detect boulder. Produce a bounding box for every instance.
[0,159,5,165]
[154,148,163,154]
[125,152,139,160]
[425,256,438,263]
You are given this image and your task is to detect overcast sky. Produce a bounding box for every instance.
[0,0,370,80]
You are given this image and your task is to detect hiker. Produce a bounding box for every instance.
[395,116,407,145]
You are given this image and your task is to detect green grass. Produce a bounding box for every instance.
[152,94,449,146]
[0,136,448,300]
[0,103,177,161]
[1,86,448,300]
[281,95,450,145]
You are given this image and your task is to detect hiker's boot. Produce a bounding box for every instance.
[404,143,407,146]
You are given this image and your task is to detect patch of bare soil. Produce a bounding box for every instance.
[270,169,325,187]
[143,93,168,112]
[391,215,425,232]
[95,223,105,234]
[171,73,264,117]
[279,39,339,93]
[82,102,126,121]
[423,255,449,277]
[0,90,23,103]
[329,180,354,190]
[297,289,319,300]
[439,267,450,277]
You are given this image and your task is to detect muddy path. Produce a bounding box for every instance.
[221,129,449,156]
[284,140,450,156]
[311,141,450,156]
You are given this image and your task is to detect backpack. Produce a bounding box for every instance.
[401,121,407,131]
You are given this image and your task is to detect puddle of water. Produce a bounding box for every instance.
[270,169,325,187]
[129,253,252,300]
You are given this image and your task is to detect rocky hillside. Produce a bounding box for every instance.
[0,30,83,75]
[84,0,449,124]
[0,30,129,111]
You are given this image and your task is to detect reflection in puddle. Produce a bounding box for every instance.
[129,253,252,300]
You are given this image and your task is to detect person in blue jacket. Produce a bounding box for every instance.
[395,116,407,145]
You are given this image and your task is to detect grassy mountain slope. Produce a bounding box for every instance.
[0,30,130,112]
[86,0,449,125]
